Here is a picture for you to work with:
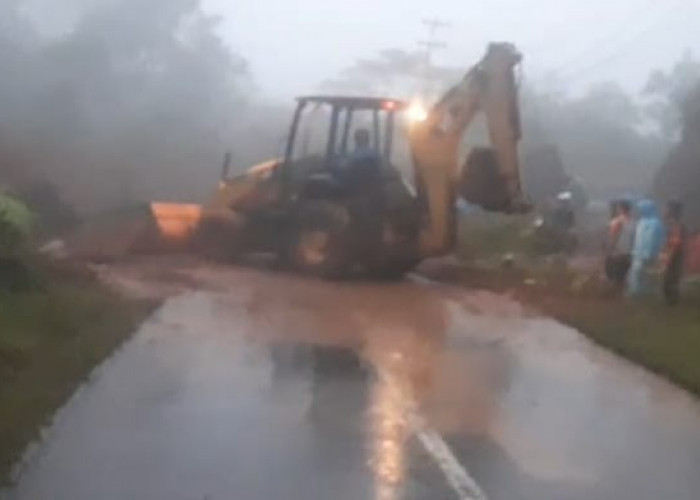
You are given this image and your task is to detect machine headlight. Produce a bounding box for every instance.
[407,102,428,123]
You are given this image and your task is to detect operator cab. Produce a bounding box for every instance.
[279,96,415,201]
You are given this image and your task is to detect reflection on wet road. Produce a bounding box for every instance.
[5,261,700,500]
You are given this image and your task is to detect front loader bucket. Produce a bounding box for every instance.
[67,203,203,262]
[149,202,203,243]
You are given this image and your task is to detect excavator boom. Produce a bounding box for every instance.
[409,42,526,257]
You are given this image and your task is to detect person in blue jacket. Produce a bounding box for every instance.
[627,199,665,298]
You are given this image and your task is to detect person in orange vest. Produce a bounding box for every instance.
[605,199,635,292]
[661,201,687,305]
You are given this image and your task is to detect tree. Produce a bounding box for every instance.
[521,81,664,198]
[0,0,251,210]
[644,51,700,144]
[653,83,700,231]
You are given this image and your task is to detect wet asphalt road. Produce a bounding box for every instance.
[5,260,700,500]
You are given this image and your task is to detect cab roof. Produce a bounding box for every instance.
[298,95,409,110]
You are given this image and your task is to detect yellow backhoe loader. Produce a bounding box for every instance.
[75,42,528,278]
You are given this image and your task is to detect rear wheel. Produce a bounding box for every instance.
[287,201,351,279]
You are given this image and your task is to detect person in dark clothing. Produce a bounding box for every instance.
[662,201,686,305]
[347,129,379,164]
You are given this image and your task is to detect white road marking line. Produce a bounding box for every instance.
[374,368,488,500]
[411,414,488,500]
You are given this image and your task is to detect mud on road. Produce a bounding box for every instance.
[6,257,700,500]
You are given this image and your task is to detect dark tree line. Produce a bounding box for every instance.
[0,0,251,211]
[654,84,700,231]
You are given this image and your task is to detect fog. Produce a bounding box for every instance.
[1,0,699,223]
[0,0,292,212]
[205,0,700,98]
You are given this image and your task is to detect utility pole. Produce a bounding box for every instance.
[418,18,450,99]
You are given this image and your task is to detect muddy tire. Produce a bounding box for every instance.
[287,201,351,279]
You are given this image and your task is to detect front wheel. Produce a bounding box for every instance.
[287,201,351,279]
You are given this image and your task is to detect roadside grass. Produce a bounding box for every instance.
[535,295,700,395]
[429,213,700,397]
[456,212,534,261]
[0,260,155,485]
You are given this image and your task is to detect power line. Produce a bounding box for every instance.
[419,19,449,59]
[560,1,681,78]
[552,0,662,75]
[564,4,678,78]
[417,18,450,98]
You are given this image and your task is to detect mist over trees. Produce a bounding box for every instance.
[520,80,665,198]
[0,0,275,212]
[654,81,700,230]
[644,51,700,145]
[320,48,462,99]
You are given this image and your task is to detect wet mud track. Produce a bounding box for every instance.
[5,259,700,500]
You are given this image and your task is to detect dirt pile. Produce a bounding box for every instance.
[65,206,167,261]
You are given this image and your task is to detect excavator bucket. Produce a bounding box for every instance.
[459,147,512,212]
[67,202,203,261]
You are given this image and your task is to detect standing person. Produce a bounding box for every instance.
[627,199,665,298]
[603,199,620,256]
[661,201,686,305]
[605,199,635,291]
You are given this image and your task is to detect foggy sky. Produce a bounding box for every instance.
[204,0,700,98]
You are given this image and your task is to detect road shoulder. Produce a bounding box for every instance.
[0,261,156,486]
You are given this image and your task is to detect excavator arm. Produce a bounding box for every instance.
[409,42,527,257]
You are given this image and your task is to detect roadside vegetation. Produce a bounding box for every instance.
[424,214,700,396]
[544,291,700,394]
[0,259,155,485]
